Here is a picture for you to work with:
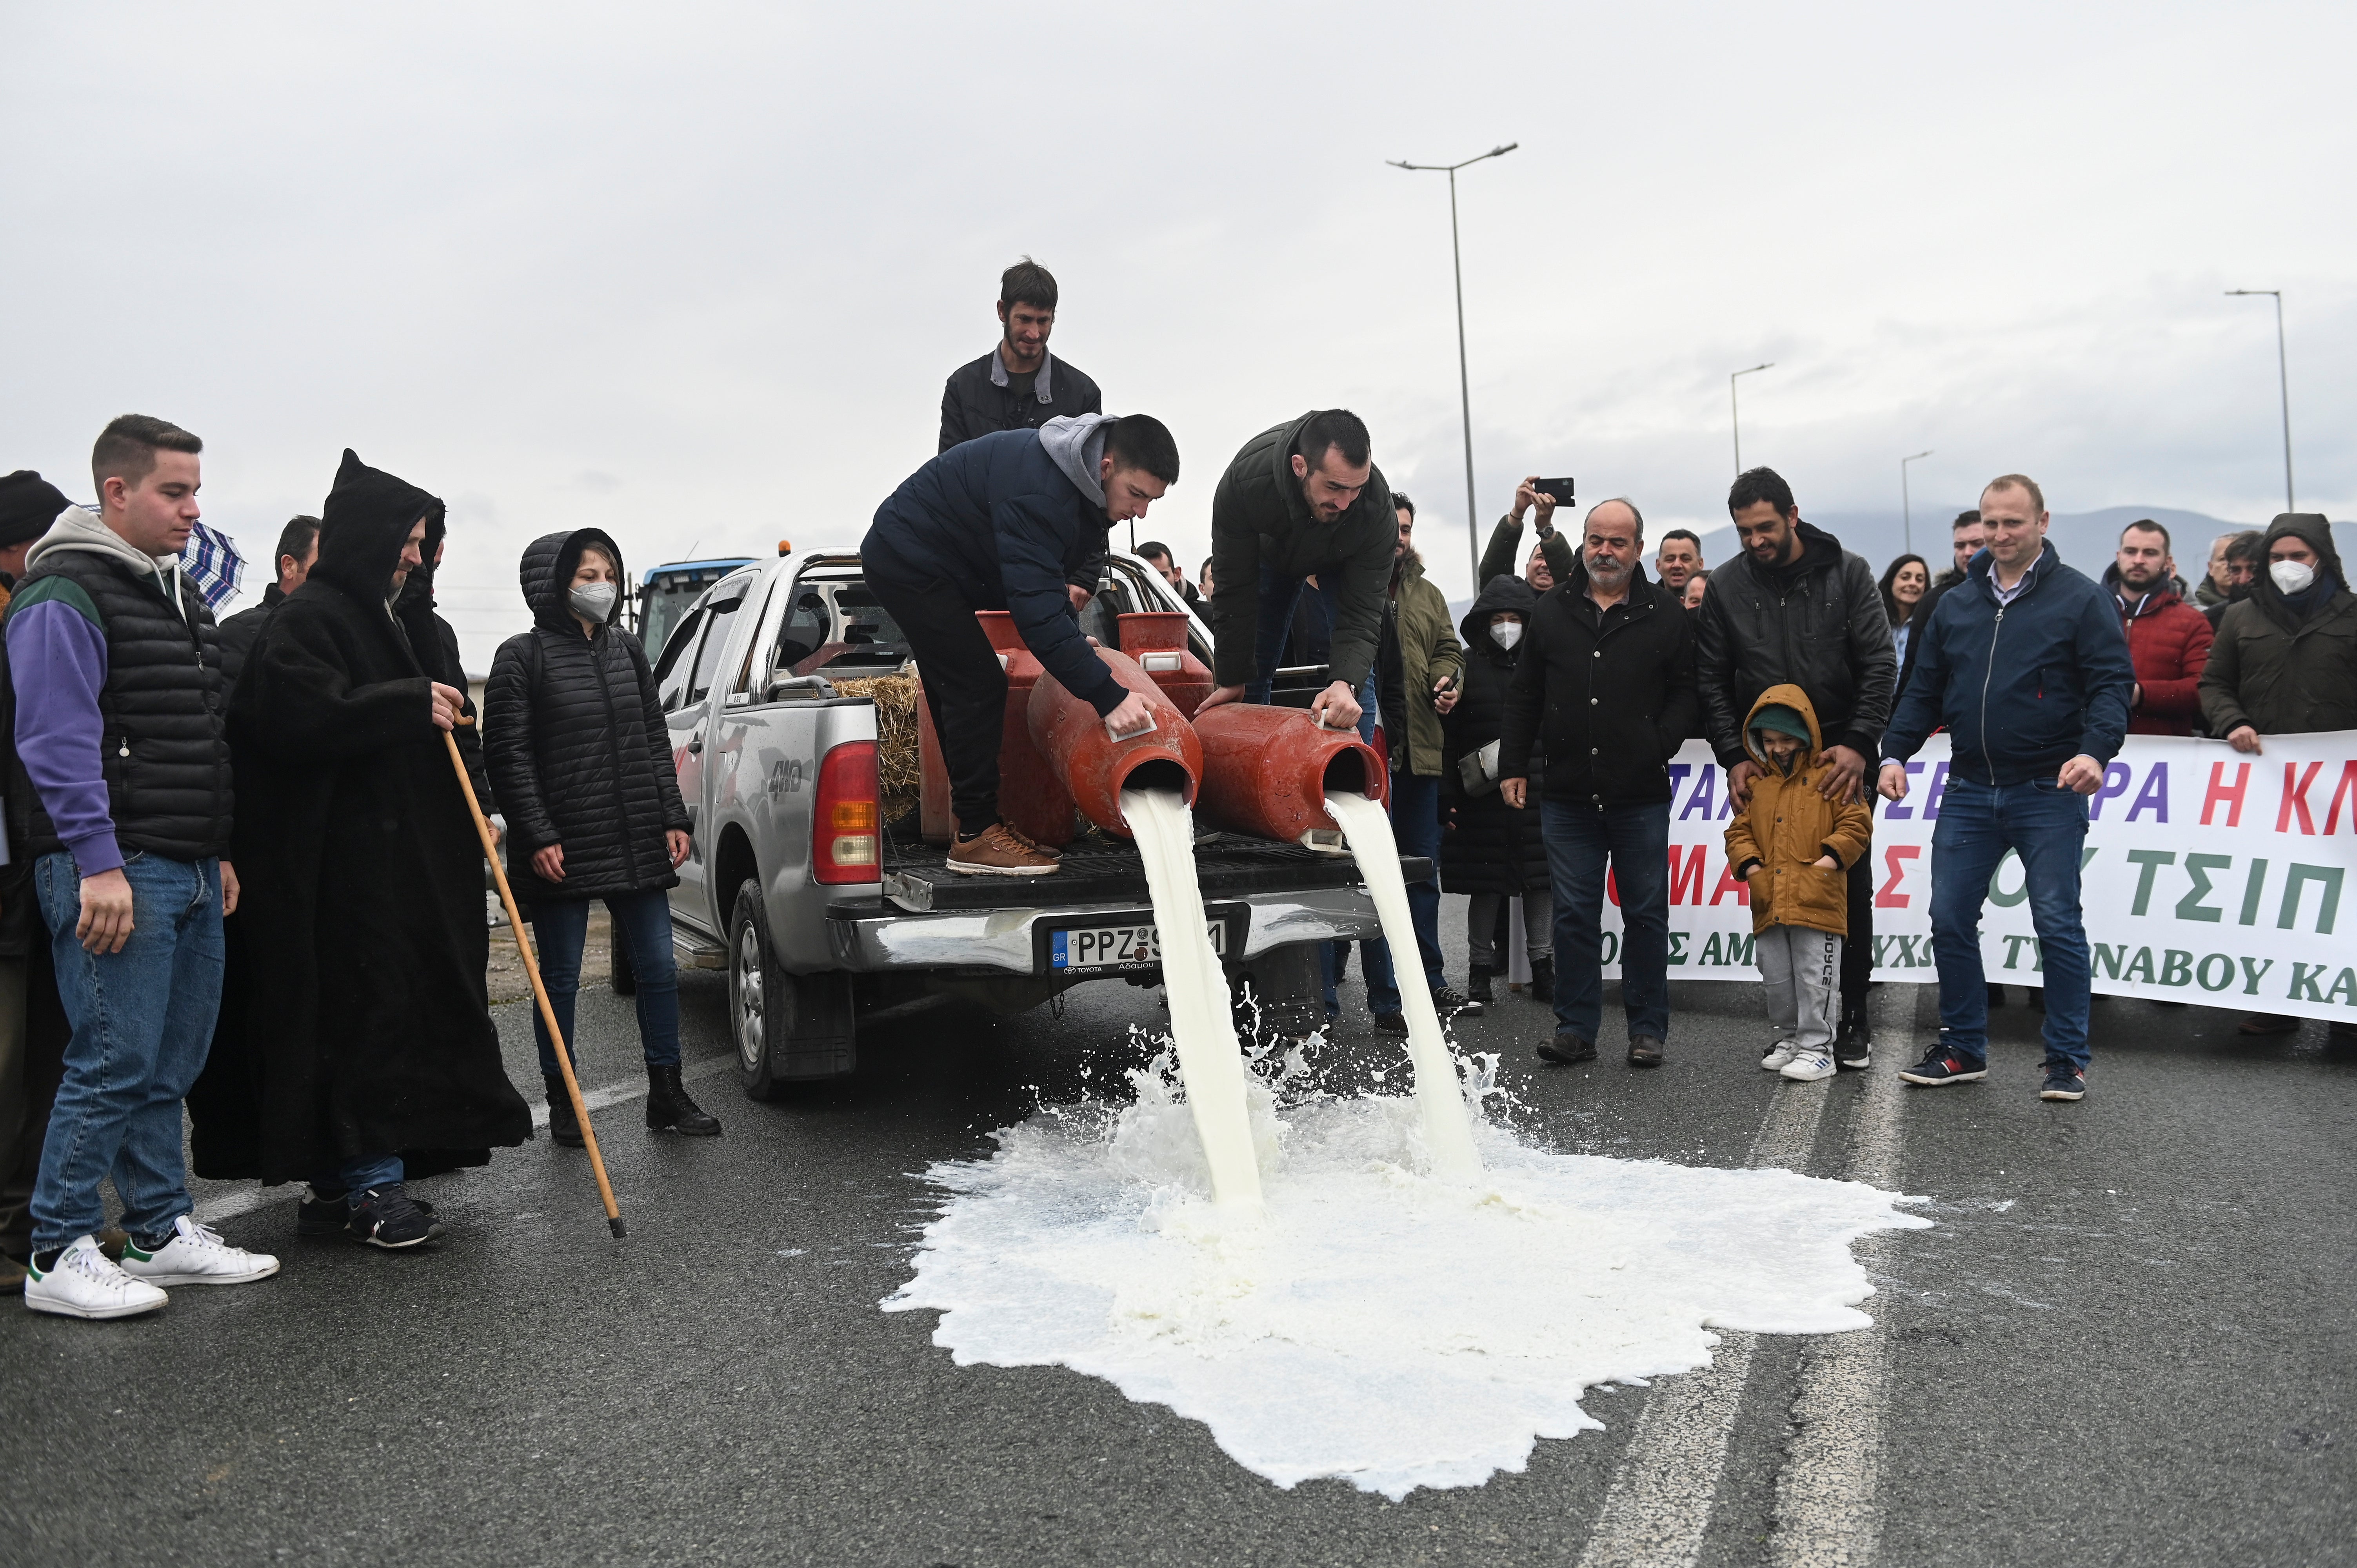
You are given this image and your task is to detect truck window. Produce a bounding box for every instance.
[827,586,909,666]
[774,588,832,674]
[688,593,747,704]
[655,605,705,713]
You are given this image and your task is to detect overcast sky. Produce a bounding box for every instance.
[4,2,2350,668]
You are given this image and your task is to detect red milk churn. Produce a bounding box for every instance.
[1191,702,1385,846]
[915,612,1074,845]
[1025,648,1202,839]
[1114,611,1214,718]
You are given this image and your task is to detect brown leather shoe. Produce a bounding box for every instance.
[998,822,1061,860]
[1627,1036,1665,1068]
[947,823,1060,876]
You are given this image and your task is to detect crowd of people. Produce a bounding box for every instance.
[2,255,2351,1325]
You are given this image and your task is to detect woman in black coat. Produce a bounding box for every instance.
[1442,573,1552,1005]
[485,529,715,1141]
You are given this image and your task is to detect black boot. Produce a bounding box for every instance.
[1467,965,1495,1006]
[646,1064,721,1136]
[1528,956,1555,1004]
[544,1074,585,1148]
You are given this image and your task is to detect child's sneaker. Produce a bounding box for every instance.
[119,1215,280,1287]
[1779,1051,1837,1082]
[1760,1042,1799,1072]
[24,1236,169,1320]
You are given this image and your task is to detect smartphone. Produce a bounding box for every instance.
[1532,477,1576,507]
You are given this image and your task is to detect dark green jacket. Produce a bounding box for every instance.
[2199,512,2357,738]
[1390,554,1463,777]
[1207,414,1396,691]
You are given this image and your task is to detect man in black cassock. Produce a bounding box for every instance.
[205,449,528,1249]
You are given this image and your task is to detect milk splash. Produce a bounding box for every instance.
[1324,789,1481,1179]
[887,1045,1929,1499]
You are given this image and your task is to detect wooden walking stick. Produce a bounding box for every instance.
[445,716,626,1238]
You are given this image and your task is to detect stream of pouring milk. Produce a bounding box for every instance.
[1323,789,1482,1180]
[1121,786,1263,1209]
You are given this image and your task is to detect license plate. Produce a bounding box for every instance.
[1049,920,1226,971]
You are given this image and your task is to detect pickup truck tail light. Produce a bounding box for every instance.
[814,740,880,884]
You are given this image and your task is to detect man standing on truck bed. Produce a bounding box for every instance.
[864,414,1180,876]
[1194,410,1396,732]
[939,258,1104,453]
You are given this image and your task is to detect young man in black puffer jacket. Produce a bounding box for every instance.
[485,528,711,1142]
[1498,499,1699,1070]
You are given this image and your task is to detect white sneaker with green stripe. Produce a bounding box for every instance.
[24,1236,169,1320]
[119,1216,280,1287]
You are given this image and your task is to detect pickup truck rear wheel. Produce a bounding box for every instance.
[728,878,856,1098]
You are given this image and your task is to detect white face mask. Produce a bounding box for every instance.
[2270,559,2316,595]
[570,581,619,622]
[1489,621,1523,650]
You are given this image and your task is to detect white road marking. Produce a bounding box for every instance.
[191,1054,737,1225]
[1767,998,1911,1568]
[1574,1047,1835,1568]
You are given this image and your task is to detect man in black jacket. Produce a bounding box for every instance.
[1499,498,1699,1069]
[1695,468,1896,1066]
[215,514,318,688]
[1196,410,1393,731]
[940,259,1104,453]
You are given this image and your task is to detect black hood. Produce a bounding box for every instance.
[2251,513,2346,630]
[1460,572,1540,654]
[519,527,627,633]
[312,448,445,607]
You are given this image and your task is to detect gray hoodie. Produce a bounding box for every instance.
[1037,413,1115,508]
[25,504,189,621]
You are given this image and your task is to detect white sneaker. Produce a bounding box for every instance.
[1780,1052,1837,1082]
[24,1236,170,1320]
[1760,1043,1799,1072]
[119,1215,280,1287]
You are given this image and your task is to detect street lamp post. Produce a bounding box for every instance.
[1730,363,1773,475]
[2226,289,2294,512]
[1901,450,1934,556]
[1389,142,1518,585]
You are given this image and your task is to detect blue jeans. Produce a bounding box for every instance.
[1246,564,1348,702]
[530,889,682,1076]
[1928,777,2093,1070]
[1540,798,1671,1044]
[315,1154,405,1207]
[29,851,224,1251]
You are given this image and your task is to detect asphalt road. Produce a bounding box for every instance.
[3,902,2352,1568]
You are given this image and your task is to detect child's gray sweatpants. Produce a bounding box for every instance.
[1758,924,1843,1052]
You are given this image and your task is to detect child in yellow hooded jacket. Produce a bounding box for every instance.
[1723,684,1873,1081]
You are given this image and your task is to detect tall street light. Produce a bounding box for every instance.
[1389,142,1518,584]
[1730,363,1773,474]
[1901,450,1934,556]
[2226,289,2294,512]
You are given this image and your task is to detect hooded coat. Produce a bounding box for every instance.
[2199,515,2357,739]
[485,529,689,907]
[862,417,1125,717]
[1723,686,1873,938]
[1205,413,1397,693]
[1441,574,1548,896]
[194,450,529,1183]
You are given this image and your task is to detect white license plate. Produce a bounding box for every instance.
[1049,920,1226,971]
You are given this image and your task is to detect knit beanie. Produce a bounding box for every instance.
[1750,704,1812,745]
[0,470,69,550]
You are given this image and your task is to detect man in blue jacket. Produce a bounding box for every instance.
[1878,473,2134,1101]
[863,414,1179,875]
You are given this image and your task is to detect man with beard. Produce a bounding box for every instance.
[1695,468,1896,1067]
[2203,530,2266,631]
[208,450,529,1249]
[1499,498,1698,1070]
[2106,520,2212,736]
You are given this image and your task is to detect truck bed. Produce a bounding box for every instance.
[868,830,1429,913]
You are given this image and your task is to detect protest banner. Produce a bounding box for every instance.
[1576,731,2357,1025]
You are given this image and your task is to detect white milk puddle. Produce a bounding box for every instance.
[887,1047,1929,1498]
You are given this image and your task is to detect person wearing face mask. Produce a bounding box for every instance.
[1441,575,1553,1009]
[2200,513,2357,1043]
[485,531,708,1140]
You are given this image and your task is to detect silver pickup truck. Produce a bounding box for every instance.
[652,546,1414,1098]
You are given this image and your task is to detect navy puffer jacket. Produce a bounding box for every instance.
[485,529,691,906]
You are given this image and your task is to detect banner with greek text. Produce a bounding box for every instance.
[1579,732,2357,1024]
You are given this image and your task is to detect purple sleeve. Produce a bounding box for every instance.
[8,599,120,875]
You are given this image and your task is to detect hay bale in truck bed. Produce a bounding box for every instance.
[830,672,923,822]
